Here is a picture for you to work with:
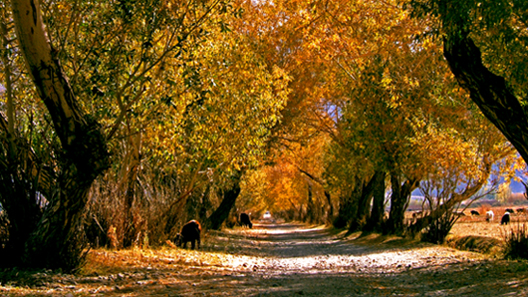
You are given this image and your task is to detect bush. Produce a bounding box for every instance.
[503,223,528,260]
[420,211,458,244]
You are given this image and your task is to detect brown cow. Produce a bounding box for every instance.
[175,220,201,249]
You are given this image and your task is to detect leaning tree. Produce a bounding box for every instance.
[6,0,109,270]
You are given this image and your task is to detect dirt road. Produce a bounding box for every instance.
[191,222,528,296]
[2,222,528,296]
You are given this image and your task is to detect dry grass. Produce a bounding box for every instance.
[447,206,528,255]
[451,207,528,239]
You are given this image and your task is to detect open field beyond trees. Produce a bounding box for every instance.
[2,215,528,297]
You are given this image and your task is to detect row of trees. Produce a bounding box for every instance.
[237,0,524,239]
[0,0,527,271]
[0,0,290,270]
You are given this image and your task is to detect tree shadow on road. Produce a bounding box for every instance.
[205,221,432,258]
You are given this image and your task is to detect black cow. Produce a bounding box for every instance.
[175,220,201,249]
[470,210,480,216]
[517,208,526,213]
[501,212,511,225]
[240,213,253,228]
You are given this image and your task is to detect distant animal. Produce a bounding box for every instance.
[505,208,515,214]
[517,208,526,213]
[486,210,494,222]
[412,211,423,220]
[470,210,480,216]
[240,212,253,228]
[501,212,511,225]
[175,220,201,249]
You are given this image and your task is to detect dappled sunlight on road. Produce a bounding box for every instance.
[203,223,478,277]
[3,222,528,296]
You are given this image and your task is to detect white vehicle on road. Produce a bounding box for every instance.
[263,211,271,219]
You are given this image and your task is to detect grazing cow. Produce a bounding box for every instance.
[501,212,511,225]
[516,208,526,214]
[240,212,253,228]
[175,220,201,249]
[506,208,515,214]
[470,210,480,216]
[486,210,494,222]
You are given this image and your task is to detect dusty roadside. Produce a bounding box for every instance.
[1,222,528,296]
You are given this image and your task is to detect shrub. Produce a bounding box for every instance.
[420,211,458,244]
[503,223,528,260]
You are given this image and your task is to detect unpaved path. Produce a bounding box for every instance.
[2,222,528,296]
[195,222,528,296]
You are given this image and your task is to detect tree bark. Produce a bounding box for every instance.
[206,171,243,230]
[443,32,528,164]
[333,177,362,228]
[384,173,420,235]
[10,0,109,271]
[349,171,384,232]
[364,171,386,232]
[306,182,316,223]
[0,15,15,135]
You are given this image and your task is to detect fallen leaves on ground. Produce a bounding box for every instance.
[1,221,528,296]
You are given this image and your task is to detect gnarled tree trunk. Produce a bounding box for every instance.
[349,171,385,232]
[364,170,386,233]
[443,30,528,165]
[10,0,109,271]
[333,177,362,229]
[384,173,420,235]
[207,171,243,230]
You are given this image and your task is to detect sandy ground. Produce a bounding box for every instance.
[2,221,528,296]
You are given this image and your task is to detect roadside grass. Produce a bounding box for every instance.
[447,208,528,259]
[502,222,528,260]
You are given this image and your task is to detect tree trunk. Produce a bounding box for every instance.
[0,15,15,135]
[333,177,362,228]
[349,171,384,232]
[10,0,109,271]
[23,168,95,270]
[324,190,334,222]
[296,167,333,222]
[207,171,243,230]
[0,16,39,265]
[384,173,419,235]
[306,183,316,223]
[443,31,528,165]
[364,171,386,232]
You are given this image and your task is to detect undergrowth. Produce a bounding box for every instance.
[503,222,528,260]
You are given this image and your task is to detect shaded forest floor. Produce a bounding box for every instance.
[2,221,528,296]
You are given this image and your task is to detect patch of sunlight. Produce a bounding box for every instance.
[260,225,326,235]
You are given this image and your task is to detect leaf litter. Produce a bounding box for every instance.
[1,221,528,296]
